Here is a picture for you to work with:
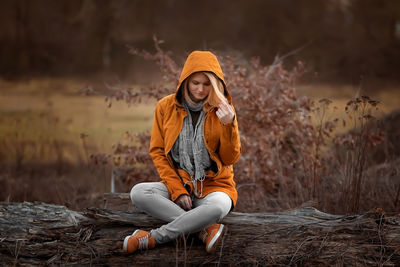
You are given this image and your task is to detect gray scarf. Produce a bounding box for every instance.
[171,100,211,196]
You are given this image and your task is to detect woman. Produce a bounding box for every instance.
[123,51,241,254]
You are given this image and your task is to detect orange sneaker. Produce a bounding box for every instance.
[199,224,227,253]
[122,229,155,253]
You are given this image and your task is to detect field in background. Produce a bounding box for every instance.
[0,77,155,165]
[0,77,399,210]
[297,83,400,134]
[0,77,156,208]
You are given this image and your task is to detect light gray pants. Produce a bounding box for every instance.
[130,182,232,244]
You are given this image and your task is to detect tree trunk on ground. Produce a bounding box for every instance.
[1,200,399,266]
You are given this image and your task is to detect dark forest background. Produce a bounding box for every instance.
[1,0,400,84]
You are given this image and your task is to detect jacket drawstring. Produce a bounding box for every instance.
[191,173,206,197]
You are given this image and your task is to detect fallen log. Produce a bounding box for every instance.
[0,201,399,266]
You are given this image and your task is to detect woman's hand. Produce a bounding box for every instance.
[216,101,235,125]
[175,194,192,210]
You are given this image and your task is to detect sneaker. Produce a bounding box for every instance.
[122,229,155,253]
[199,224,227,253]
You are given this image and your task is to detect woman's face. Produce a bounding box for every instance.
[187,72,212,103]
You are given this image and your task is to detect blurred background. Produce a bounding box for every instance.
[0,0,399,210]
[1,0,400,82]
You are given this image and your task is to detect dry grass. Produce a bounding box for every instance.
[0,76,399,212]
[0,77,154,208]
[0,77,155,164]
[297,83,400,134]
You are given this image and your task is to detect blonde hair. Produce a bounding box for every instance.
[182,72,227,112]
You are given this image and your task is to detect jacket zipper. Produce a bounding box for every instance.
[203,109,221,178]
[165,106,188,169]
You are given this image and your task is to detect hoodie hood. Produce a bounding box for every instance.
[176,51,231,103]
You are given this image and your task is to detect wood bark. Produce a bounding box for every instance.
[1,200,399,266]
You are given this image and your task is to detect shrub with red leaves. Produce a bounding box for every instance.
[89,38,393,214]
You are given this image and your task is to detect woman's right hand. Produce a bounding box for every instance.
[175,194,192,210]
[216,101,235,125]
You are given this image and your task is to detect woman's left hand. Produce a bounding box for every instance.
[216,101,235,125]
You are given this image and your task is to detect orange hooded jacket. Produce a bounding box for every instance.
[149,51,241,207]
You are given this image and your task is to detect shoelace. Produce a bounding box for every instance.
[137,234,150,249]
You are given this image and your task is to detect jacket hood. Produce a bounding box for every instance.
[176,51,231,103]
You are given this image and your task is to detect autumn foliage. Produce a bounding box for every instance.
[87,38,397,214]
